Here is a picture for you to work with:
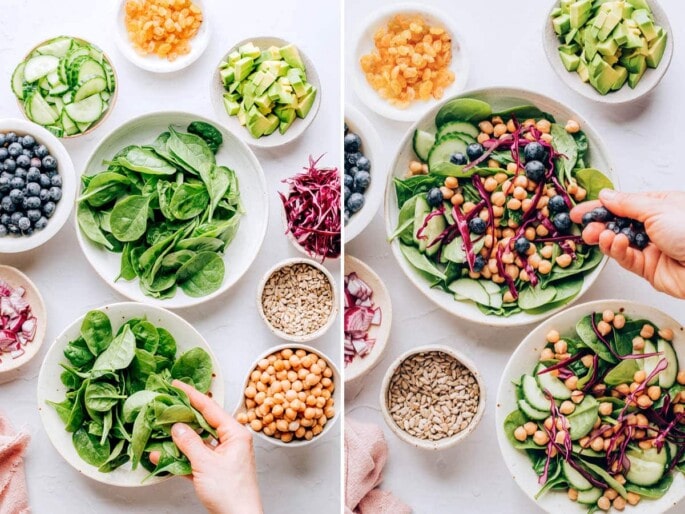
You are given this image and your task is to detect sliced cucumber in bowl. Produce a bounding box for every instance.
[64,94,103,123]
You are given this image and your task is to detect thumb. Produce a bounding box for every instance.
[598,189,667,222]
[171,423,209,463]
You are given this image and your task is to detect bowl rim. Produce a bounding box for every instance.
[495,299,685,513]
[344,104,385,243]
[350,1,470,122]
[0,118,76,254]
[343,255,393,383]
[541,0,674,104]
[36,300,225,487]
[233,342,341,448]
[383,85,617,327]
[256,257,339,343]
[0,265,47,376]
[379,343,486,450]
[209,35,322,149]
[74,110,269,309]
[15,35,119,139]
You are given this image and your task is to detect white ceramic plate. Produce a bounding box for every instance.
[496,300,685,513]
[0,265,47,380]
[384,87,616,327]
[350,2,469,122]
[210,36,321,149]
[344,255,392,384]
[344,105,384,243]
[0,119,76,254]
[76,111,268,309]
[234,343,340,448]
[543,0,673,104]
[37,302,225,487]
[114,0,210,73]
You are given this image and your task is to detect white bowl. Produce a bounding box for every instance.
[0,265,47,381]
[350,2,469,122]
[76,111,268,309]
[234,343,340,448]
[210,36,321,148]
[384,87,616,327]
[256,257,338,343]
[379,344,485,450]
[344,105,384,243]
[0,119,76,254]
[114,0,210,73]
[543,0,673,104]
[496,300,685,513]
[343,255,392,384]
[36,301,225,487]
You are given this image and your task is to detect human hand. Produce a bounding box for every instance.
[570,189,685,299]
[150,380,263,514]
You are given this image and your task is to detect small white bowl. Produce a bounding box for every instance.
[256,258,338,343]
[0,119,76,254]
[350,2,469,122]
[114,0,210,73]
[343,255,392,384]
[496,300,685,513]
[0,265,47,381]
[37,301,225,487]
[234,342,340,448]
[210,36,321,148]
[380,344,485,450]
[543,0,673,104]
[344,105,384,243]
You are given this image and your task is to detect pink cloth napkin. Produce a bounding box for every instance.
[345,418,411,514]
[0,413,30,514]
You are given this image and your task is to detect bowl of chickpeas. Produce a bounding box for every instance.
[235,344,340,447]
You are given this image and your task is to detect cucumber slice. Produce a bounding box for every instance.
[36,37,73,58]
[448,279,502,309]
[76,122,92,133]
[562,461,593,491]
[74,76,107,102]
[60,111,79,136]
[635,447,668,466]
[64,94,103,123]
[522,374,550,411]
[45,125,64,138]
[100,91,111,102]
[535,363,572,400]
[420,213,445,256]
[428,134,468,174]
[24,55,60,83]
[626,452,665,486]
[517,398,549,421]
[46,71,61,87]
[48,84,69,96]
[412,129,435,162]
[657,339,678,388]
[11,62,26,99]
[577,487,602,504]
[641,340,660,384]
[436,121,480,140]
[104,63,116,93]
[25,91,59,125]
[412,196,430,245]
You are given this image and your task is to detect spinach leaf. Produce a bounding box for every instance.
[123,390,160,423]
[47,398,74,425]
[176,251,224,297]
[576,314,617,364]
[171,347,213,393]
[73,428,110,467]
[572,131,589,167]
[604,359,639,386]
[551,123,577,183]
[169,183,210,220]
[167,127,215,175]
[393,175,442,208]
[92,325,136,372]
[79,172,132,207]
[202,165,231,221]
[625,473,673,499]
[187,121,223,154]
[503,410,543,450]
[118,243,138,281]
[131,321,159,353]
[399,243,447,281]
[575,168,614,200]
[110,195,150,242]
[493,105,555,122]
[98,439,129,473]
[77,203,114,250]
[518,284,558,311]
[156,328,177,359]
[80,310,113,356]
[64,337,95,369]
[85,382,126,412]
[130,404,153,470]
[117,147,177,175]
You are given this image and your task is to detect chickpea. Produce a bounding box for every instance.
[677,371,685,386]
[537,245,552,259]
[615,383,630,396]
[250,419,263,432]
[563,374,578,390]
[501,251,515,264]
[521,198,533,212]
[487,159,501,169]
[538,260,552,275]
[555,254,572,268]
[546,330,560,343]
[281,433,293,443]
[482,176,497,192]
[611,314,625,330]
[512,186,526,200]
[593,384,607,396]
[492,205,504,218]
[503,291,515,304]
[632,336,645,352]
[597,402,613,417]
[536,224,549,237]
[640,323,654,339]
[626,492,641,506]
[463,201,476,214]
[477,132,490,144]
[647,385,661,401]
[579,355,593,368]
[491,191,506,206]
[493,123,507,138]
[513,175,528,188]
[560,401,575,415]
[506,162,518,175]
[409,161,423,173]
[574,188,587,202]
[478,120,494,134]
[633,370,646,384]
[540,133,553,144]
[236,412,248,424]
[451,193,464,206]
[571,390,585,405]
[658,328,674,341]
[597,320,612,336]
[602,309,618,322]
[568,488,578,501]
[501,180,512,193]
[638,439,653,449]
[444,176,458,189]
[533,430,549,446]
[637,395,653,409]
[439,186,454,200]
[536,119,552,134]
[507,198,521,211]
[591,437,605,452]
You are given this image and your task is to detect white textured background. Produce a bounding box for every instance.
[345,0,684,513]
[0,0,341,513]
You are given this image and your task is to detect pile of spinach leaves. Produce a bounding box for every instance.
[78,121,243,299]
[48,310,216,479]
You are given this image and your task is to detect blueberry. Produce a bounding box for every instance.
[605,221,620,234]
[553,212,572,233]
[523,142,547,162]
[0,226,6,237]
[450,152,467,165]
[9,177,24,189]
[7,143,23,158]
[0,149,7,162]
[26,196,40,209]
[348,167,359,178]
[42,201,56,217]
[468,217,487,235]
[524,160,546,183]
[615,217,631,229]
[9,189,24,204]
[345,152,360,170]
[590,206,613,222]
[344,174,353,189]
[347,193,365,213]
[426,187,443,207]
[0,177,9,194]
[473,254,486,272]
[1,197,15,213]
[39,189,50,202]
[634,232,649,249]
[30,157,42,169]
[10,212,22,225]
[5,133,17,144]
[356,156,371,172]
[353,171,371,192]
[466,143,484,161]
[21,148,33,158]
[42,155,57,171]
[34,145,48,158]
[26,168,40,182]
[26,209,41,223]
[344,186,351,201]
[514,237,530,254]
[15,155,30,168]
[21,135,35,148]
[17,217,30,232]
[7,224,19,234]
[581,212,594,227]
[39,174,51,187]
[34,216,48,230]
[26,182,41,197]
[4,159,16,173]
[0,134,5,147]
[21,197,29,210]
[619,227,636,245]
[344,133,361,153]
[15,169,27,181]
[548,195,568,214]
[0,213,8,226]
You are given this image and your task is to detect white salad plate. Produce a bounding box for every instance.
[496,300,685,513]
[37,302,225,487]
[75,111,269,309]
[384,87,617,327]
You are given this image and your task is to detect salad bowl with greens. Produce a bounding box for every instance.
[497,300,685,513]
[385,88,616,326]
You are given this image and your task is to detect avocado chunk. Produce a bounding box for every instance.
[597,2,623,40]
[626,0,651,10]
[570,0,593,29]
[559,51,581,71]
[279,44,305,70]
[295,88,316,119]
[596,37,618,56]
[646,30,667,68]
[246,107,273,139]
[577,60,590,82]
[632,9,658,41]
[553,13,572,35]
[611,65,628,90]
[234,57,255,82]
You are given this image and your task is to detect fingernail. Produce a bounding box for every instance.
[172,423,188,437]
[599,189,616,200]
